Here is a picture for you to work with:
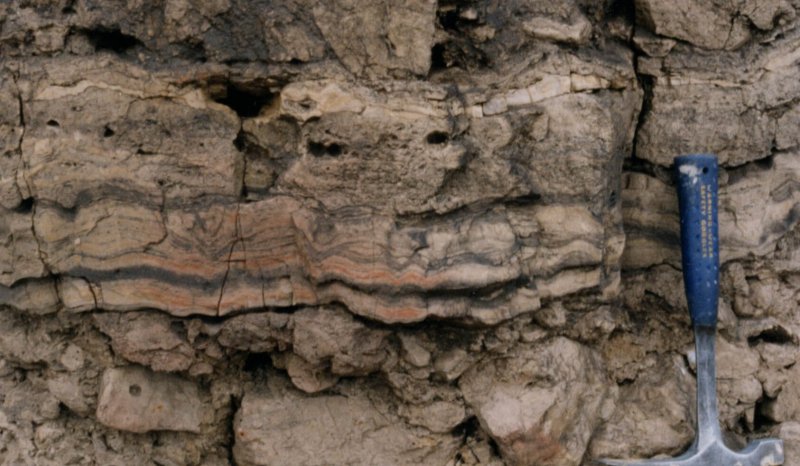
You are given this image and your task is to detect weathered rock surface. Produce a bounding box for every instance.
[460,337,608,466]
[233,375,460,466]
[93,311,201,373]
[2,0,800,464]
[0,51,640,324]
[623,154,800,269]
[591,355,694,459]
[96,366,203,434]
[782,422,800,466]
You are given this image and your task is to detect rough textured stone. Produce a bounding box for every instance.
[781,422,800,466]
[311,0,437,78]
[96,366,203,433]
[233,376,460,466]
[460,337,608,466]
[762,364,800,423]
[216,311,292,353]
[590,355,695,459]
[93,312,199,372]
[291,307,388,376]
[637,31,800,166]
[635,0,752,50]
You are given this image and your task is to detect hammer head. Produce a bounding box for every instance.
[596,438,784,466]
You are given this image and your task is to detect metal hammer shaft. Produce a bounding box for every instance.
[675,155,722,449]
[595,155,784,465]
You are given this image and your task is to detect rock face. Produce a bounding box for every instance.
[459,338,608,466]
[233,375,460,466]
[1,0,800,465]
[95,366,203,434]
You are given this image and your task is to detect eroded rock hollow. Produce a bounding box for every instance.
[2,0,800,464]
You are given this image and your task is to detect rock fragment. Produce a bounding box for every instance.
[0,209,48,287]
[47,374,91,416]
[233,377,459,466]
[434,348,471,382]
[760,364,800,423]
[590,355,694,459]
[398,400,467,433]
[292,306,389,376]
[635,0,751,50]
[311,0,436,77]
[399,333,432,367]
[460,337,608,466]
[95,366,202,433]
[217,311,292,353]
[779,422,800,465]
[93,312,197,372]
[0,279,59,314]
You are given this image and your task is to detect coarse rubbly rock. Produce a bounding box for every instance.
[459,337,609,466]
[1,0,800,465]
[232,374,461,466]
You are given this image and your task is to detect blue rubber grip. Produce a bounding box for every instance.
[675,154,719,327]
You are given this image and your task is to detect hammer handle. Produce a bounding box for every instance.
[675,154,720,328]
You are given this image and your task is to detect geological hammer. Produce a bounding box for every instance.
[597,154,784,466]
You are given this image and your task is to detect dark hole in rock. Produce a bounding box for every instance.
[15,197,34,214]
[308,141,342,157]
[430,41,487,72]
[487,436,502,458]
[308,141,325,156]
[46,120,60,127]
[437,8,458,31]
[169,320,187,339]
[243,353,273,373]
[426,131,448,144]
[129,384,142,396]
[451,416,480,438]
[62,0,76,14]
[607,0,635,21]
[430,43,448,71]
[617,377,635,386]
[326,143,342,156]
[747,325,795,346]
[609,190,617,205]
[505,192,542,206]
[755,156,775,170]
[211,84,275,118]
[754,395,778,430]
[87,28,142,53]
[233,131,248,151]
[103,125,115,137]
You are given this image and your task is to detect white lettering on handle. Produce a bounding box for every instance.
[679,164,702,184]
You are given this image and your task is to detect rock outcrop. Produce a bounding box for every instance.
[1,0,800,465]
